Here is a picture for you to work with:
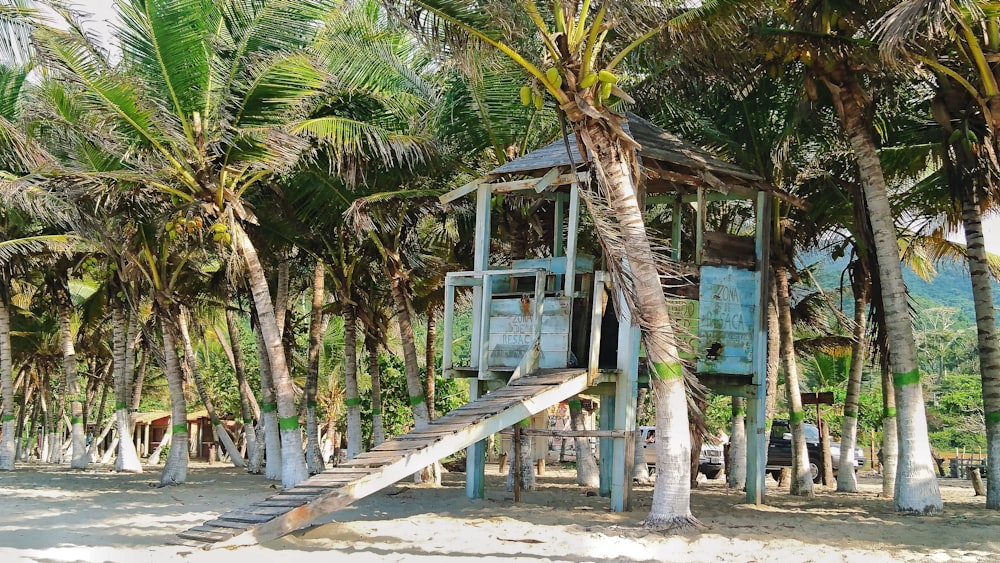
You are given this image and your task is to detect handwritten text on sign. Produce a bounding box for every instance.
[697,265,759,375]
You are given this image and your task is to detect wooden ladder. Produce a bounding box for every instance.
[176,368,589,549]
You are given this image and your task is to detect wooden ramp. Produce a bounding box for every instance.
[176,368,589,549]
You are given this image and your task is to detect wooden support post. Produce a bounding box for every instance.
[746,190,772,505]
[671,198,682,260]
[612,291,639,512]
[598,394,614,498]
[588,273,609,382]
[695,187,706,265]
[465,182,492,500]
[442,280,456,377]
[564,182,581,299]
[513,421,522,503]
[465,379,488,499]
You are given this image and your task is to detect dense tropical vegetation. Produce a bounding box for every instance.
[0,0,998,531]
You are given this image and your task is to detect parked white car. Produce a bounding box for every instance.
[639,426,724,479]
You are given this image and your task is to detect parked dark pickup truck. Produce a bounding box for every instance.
[767,420,866,483]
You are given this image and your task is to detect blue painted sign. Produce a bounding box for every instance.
[697,266,759,375]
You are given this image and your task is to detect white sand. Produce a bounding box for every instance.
[0,462,996,562]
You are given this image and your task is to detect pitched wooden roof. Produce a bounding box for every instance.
[482,113,787,203]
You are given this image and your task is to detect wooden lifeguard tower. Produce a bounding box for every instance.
[176,114,785,549]
[438,113,787,507]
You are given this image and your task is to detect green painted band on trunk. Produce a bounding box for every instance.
[306,400,317,408]
[789,411,805,424]
[409,395,425,406]
[70,417,83,425]
[345,397,362,407]
[278,416,299,430]
[243,417,254,424]
[986,411,1000,425]
[1,414,14,422]
[172,424,187,434]
[883,407,896,419]
[733,409,746,418]
[261,402,278,413]
[651,361,683,381]
[843,406,858,418]
[211,417,221,426]
[115,401,127,410]
[519,419,530,428]
[892,368,921,387]
[371,409,381,416]
[568,399,582,412]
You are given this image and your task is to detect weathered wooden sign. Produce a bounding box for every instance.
[697,265,759,375]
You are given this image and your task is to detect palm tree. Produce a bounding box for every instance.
[29,0,358,488]
[388,0,745,527]
[877,0,1000,509]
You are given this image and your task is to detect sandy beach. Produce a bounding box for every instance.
[0,461,996,562]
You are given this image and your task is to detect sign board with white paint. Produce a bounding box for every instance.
[488,296,571,368]
[697,265,758,375]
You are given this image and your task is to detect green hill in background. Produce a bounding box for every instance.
[801,251,998,324]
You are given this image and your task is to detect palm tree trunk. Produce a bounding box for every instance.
[305,260,328,474]
[576,122,692,527]
[55,281,87,470]
[343,305,362,458]
[959,193,1000,509]
[776,267,814,496]
[111,301,142,473]
[177,307,244,468]
[0,292,15,471]
[224,306,261,473]
[425,306,437,420]
[366,333,385,446]
[728,396,747,490]
[386,256,431,428]
[832,77,942,513]
[159,316,189,485]
[570,397,599,487]
[881,362,898,497]
[837,283,868,492]
[233,224,307,488]
[253,324,282,480]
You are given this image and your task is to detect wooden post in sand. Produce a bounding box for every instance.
[971,466,985,496]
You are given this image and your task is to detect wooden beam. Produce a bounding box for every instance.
[534,167,563,193]
[440,179,482,204]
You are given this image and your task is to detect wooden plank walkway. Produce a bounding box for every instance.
[176,368,590,549]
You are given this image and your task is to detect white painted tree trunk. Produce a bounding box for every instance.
[833,77,941,513]
[234,224,307,488]
[837,284,867,493]
[254,327,282,481]
[148,430,170,465]
[343,306,362,459]
[111,302,142,473]
[576,123,692,527]
[178,307,244,468]
[305,260,328,475]
[56,285,87,471]
[159,316,188,485]
[506,425,535,492]
[776,268,813,497]
[224,307,262,473]
[728,397,746,490]
[0,295,15,471]
[367,336,385,447]
[569,399,599,487]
